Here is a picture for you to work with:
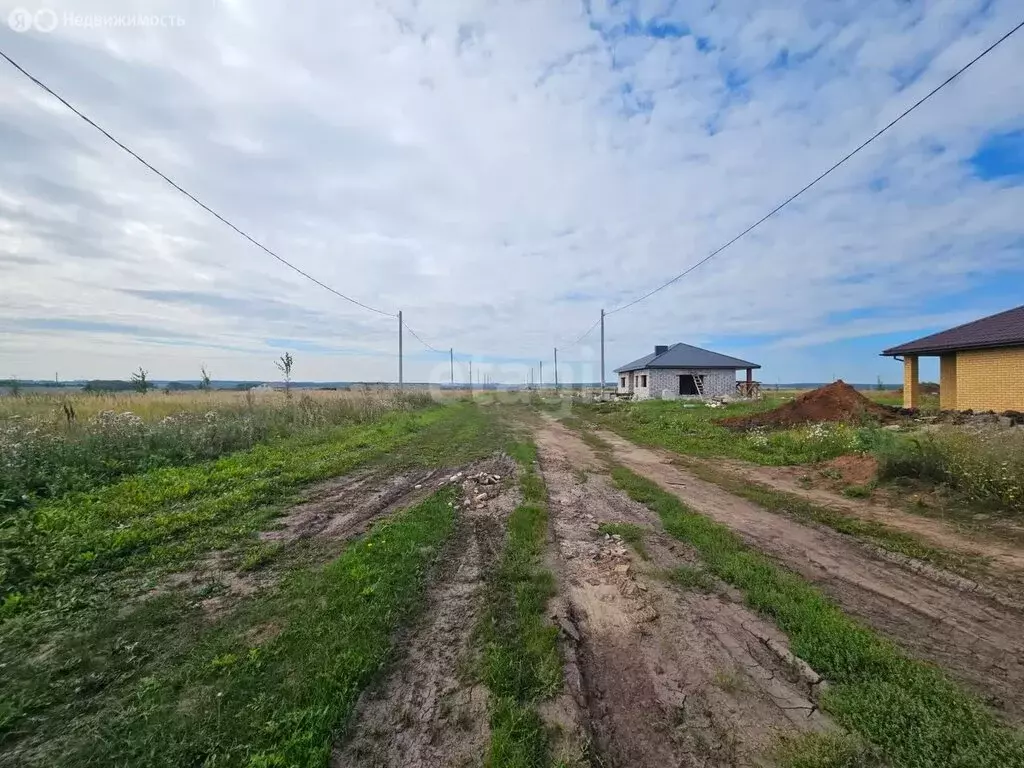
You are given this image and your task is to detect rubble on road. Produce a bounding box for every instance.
[440,456,516,510]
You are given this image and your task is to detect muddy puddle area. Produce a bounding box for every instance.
[535,421,833,767]
[594,427,1024,723]
[333,455,517,768]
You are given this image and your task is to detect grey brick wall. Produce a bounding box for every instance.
[627,368,737,400]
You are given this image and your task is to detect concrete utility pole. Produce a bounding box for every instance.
[600,308,605,398]
[553,348,558,390]
[398,310,404,391]
[450,348,454,384]
[539,361,543,388]
[469,359,473,389]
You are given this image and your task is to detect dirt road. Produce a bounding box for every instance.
[334,457,516,768]
[703,457,1024,576]
[592,427,1024,723]
[534,423,834,766]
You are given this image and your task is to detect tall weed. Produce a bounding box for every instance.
[0,391,433,512]
[876,428,1024,514]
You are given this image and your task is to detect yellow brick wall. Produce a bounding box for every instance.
[903,356,919,408]
[939,354,957,410]
[955,347,1024,411]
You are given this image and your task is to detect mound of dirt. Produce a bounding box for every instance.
[721,380,896,430]
[819,454,879,486]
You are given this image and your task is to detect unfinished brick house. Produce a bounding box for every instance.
[882,304,1024,411]
[615,343,760,401]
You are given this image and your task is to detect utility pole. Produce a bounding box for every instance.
[450,348,454,385]
[469,359,473,390]
[530,367,534,389]
[539,361,543,389]
[553,348,558,390]
[398,310,403,391]
[600,308,605,398]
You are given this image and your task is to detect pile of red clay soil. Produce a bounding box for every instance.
[721,380,897,430]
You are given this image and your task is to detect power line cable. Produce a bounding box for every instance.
[605,17,1024,316]
[0,48,394,318]
[404,323,446,354]
[558,317,602,350]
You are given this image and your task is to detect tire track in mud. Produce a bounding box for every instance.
[333,456,517,768]
[157,468,445,616]
[593,426,1024,723]
[263,467,444,544]
[534,423,833,767]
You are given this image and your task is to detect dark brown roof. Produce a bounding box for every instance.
[882,305,1024,356]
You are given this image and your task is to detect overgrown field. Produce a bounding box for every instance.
[1,389,431,511]
[875,427,1024,514]
[0,399,511,766]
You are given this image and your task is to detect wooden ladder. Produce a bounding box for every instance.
[693,374,707,399]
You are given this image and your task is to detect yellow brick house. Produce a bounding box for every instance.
[882,305,1024,411]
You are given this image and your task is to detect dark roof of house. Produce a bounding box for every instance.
[614,343,760,373]
[881,305,1024,356]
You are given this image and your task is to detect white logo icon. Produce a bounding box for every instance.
[33,8,57,32]
[7,7,33,31]
[7,7,58,32]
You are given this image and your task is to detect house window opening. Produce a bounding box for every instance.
[640,374,647,387]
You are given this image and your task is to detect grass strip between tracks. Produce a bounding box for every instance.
[480,440,563,768]
[612,465,1024,768]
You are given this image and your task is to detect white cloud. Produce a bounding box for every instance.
[0,0,1022,383]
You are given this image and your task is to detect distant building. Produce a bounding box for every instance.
[882,304,1024,411]
[615,343,760,401]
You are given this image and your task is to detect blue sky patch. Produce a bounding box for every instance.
[970,129,1024,181]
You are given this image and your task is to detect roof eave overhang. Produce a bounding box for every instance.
[881,340,1024,357]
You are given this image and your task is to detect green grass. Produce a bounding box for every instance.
[481,440,562,768]
[666,564,716,592]
[611,466,1024,768]
[682,462,984,579]
[575,400,897,467]
[774,733,879,768]
[0,390,434,513]
[597,521,648,559]
[6,489,458,766]
[1,401,507,766]
[875,429,1024,516]
[2,406,455,614]
[841,484,873,499]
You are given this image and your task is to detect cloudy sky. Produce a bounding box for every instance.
[1,0,1022,385]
